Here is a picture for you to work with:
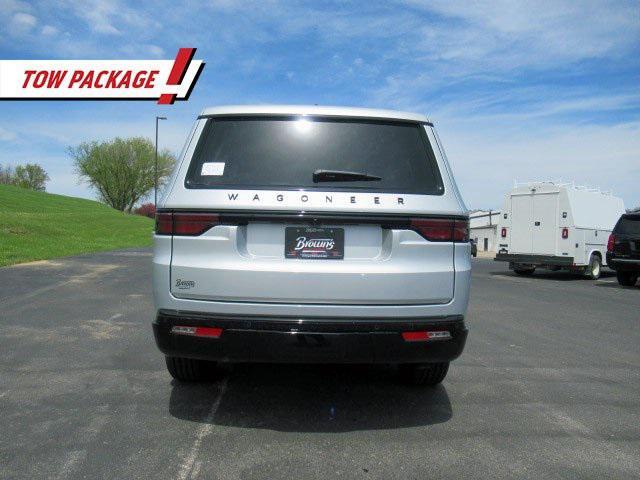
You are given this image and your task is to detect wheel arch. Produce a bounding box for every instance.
[588,249,604,266]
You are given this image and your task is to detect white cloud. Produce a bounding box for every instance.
[41,24,58,35]
[405,0,640,70]
[146,44,164,57]
[0,0,30,15]
[438,119,640,209]
[426,90,640,126]
[81,5,122,35]
[0,0,168,57]
[9,12,37,35]
[13,116,191,157]
[192,0,639,75]
[119,43,165,58]
[65,0,160,35]
[0,126,17,141]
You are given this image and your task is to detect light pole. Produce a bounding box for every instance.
[154,116,167,207]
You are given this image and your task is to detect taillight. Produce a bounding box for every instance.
[402,330,452,342]
[454,218,469,242]
[410,218,469,242]
[501,227,507,238]
[174,213,220,235]
[607,234,616,252]
[155,212,173,234]
[561,227,569,239]
[155,212,220,236]
[170,326,223,338]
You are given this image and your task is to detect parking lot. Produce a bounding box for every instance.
[1,249,639,479]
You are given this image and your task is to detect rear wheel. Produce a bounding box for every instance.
[513,265,535,275]
[165,356,218,382]
[616,271,638,286]
[399,362,449,386]
[586,254,602,280]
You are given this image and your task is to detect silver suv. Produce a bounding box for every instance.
[152,105,470,385]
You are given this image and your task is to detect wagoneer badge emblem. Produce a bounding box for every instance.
[175,279,195,290]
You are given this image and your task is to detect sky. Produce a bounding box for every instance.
[0,0,639,210]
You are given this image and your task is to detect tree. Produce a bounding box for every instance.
[70,137,176,212]
[0,164,14,185]
[13,164,49,191]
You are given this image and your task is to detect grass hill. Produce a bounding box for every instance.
[0,184,153,267]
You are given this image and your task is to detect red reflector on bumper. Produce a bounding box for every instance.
[171,326,223,338]
[402,331,451,342]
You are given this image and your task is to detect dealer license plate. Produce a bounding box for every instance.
[285,227,344,260]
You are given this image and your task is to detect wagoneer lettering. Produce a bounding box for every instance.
[222,191,406,205]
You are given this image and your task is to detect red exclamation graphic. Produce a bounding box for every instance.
[158,48,197,104]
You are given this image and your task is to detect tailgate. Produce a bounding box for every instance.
[168,215,457,305]
[613,235,640,259]
[612,216,640,259]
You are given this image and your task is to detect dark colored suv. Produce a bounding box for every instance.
[607,213,640,286]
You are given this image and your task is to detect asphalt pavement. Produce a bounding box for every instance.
[0,249,639,479]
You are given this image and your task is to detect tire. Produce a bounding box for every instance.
[513,265,535,275]
[586,254,602,280]
[399,362,449,386]
[616,271,638,287]
[165,356,218,382]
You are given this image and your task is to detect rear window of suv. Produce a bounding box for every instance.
[615,215,640,235]
[184,116,444,195]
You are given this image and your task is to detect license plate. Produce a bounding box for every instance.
[285,227,344,259]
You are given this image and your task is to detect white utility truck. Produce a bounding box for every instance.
[495,182,625,278]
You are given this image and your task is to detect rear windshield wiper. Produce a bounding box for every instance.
[313,169,382,183]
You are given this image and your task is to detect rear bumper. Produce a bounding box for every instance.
[607,255,640,271]
[495,253,575,266]
[153,310,468,364]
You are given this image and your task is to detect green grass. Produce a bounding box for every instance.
[0,184,154,267]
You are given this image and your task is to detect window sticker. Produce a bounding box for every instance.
[201,162,225,176]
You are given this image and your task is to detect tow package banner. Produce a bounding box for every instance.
[0,48,204,104]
